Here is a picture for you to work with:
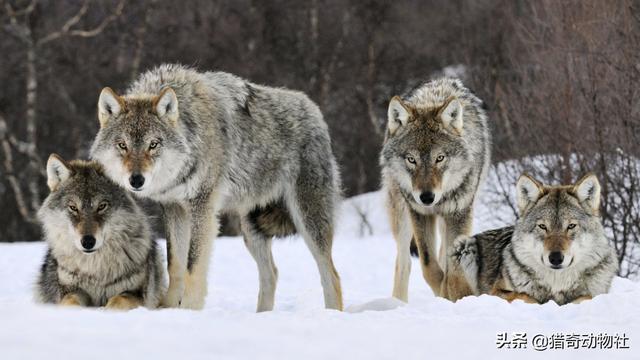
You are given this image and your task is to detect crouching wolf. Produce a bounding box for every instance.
[452,174,618,305]
[91,64,343,311]
[381,78,490,302]
[36,155,166,309]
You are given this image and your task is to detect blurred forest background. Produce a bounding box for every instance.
[1,1,639,275]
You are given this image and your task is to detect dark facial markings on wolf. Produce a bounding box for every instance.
[521,187,595,269]
[93,94,191,194]
[44,162,133,253]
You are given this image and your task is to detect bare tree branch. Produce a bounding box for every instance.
[37,0,125,46]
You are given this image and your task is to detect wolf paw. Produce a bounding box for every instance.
[106,294,141,311]
[451,236,479,294]
[452,236,478,264]
[162,285,184,308]
[179,290,205,310]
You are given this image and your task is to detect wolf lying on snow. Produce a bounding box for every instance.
[91,64,343,311]
[36,155,165,309]
[452,173,618,305]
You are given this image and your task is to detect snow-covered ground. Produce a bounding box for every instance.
[1,191,639,360]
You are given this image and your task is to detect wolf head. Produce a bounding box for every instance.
[90,87,190,196]
[38,155,140,255]
[380,78,484,210]
[512,173,607,271]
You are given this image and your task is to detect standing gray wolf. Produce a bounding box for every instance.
[380,78,490,302]
[36,155,165,309]
[91,64,343,311]
[452,173,618,305]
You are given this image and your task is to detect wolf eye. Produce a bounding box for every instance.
[537,224,547,231]
[567,223,576,230]
[97,202,109,212]
[149,141,159,150]
[117,142,127,150]
[436,154,445,163]
[68,205,78,212]
[406,155,416,164]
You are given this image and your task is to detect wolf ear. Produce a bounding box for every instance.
[440,98,463,132]
[574,173,601,211]
[516,174,543,214]
[154,87,179,125]
[98,87,123,128]
[46,154,72,191]
[387,96,411,135]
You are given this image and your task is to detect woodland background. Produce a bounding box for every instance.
[1,1,639,276]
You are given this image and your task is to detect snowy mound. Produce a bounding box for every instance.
[0,191,638,359]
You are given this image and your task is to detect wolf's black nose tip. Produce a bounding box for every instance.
[420,191,435,205]
[549,251,564,266]
[129,174,145,189]
[81,235,96,250]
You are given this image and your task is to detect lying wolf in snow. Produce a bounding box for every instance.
[452,173,617,305]
[36,155,165,309]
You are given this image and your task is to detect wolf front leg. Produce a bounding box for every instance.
[441,209,474,301]
[388,191,413,302]
[161,202,191,308]
[180,191,218,310]
[409,210,444,297]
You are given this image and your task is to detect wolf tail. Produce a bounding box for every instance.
[249,202,297,238]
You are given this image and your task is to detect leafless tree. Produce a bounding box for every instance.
[0,0,125,224]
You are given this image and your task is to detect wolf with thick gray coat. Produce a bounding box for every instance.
[36,155,165,309]
[91,64,343,311]
[452,173,618,305]
[381,78,490,302]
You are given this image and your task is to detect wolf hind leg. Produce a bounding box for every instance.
[286,187,343,311]
[241,213,278,312]
[451,235,479,295]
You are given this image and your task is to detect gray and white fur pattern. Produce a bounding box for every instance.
[91,64,343,311]
[381,78,490,301]
[453,174,618,305]
[36,156,165,309]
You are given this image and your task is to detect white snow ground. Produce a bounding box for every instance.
[1,191,639,360]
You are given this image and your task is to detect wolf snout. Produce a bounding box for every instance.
[419,191,435,205]
[129,173,145,189]
[548,251,564,268]
[80,235,97,252]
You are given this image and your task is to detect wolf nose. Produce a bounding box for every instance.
[81,235,96,250]
[549,251,564,266]
[419,191,435,205]
[129,174,145,189]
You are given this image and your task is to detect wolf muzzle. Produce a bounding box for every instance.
[129,173,145,190]
[80,235,97,252]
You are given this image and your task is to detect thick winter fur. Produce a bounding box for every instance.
[36,155,165,309]
[452,174,618,305]
[381,78,490,302]
[91,64,343,311]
